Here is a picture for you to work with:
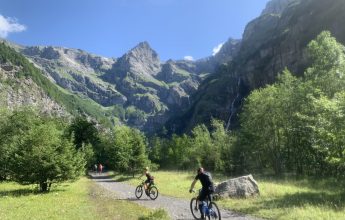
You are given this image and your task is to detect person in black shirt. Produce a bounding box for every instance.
[139,167,154,194]
[189,167,215,218]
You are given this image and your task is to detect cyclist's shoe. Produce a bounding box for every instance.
[145,189,149,196]
[194,205,198,211]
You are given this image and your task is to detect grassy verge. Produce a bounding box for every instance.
[0,177,167,220]
[111,170,345,220]
[0,178,96,220]
[218,177,345,220]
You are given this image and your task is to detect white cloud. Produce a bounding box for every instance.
[0,15,26,38]
[212,43,224,56]
[184,56,194,61]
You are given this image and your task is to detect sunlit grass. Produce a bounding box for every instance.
[0,178,96,220]
[0,177,158,220]
[218,177,345,220]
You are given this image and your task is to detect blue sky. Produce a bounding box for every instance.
[1,0,269,61]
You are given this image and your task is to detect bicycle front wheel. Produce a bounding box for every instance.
[148,186,159,200]
[135,185,143,199]
[190,197,202,219]
[208,202,221,220]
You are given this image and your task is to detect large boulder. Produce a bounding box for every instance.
[214,175,259,198]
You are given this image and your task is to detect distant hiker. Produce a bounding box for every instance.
[94,164,98,173]
[98,163,103,174]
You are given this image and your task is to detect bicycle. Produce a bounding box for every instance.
[135,179,159,200]
[190,189,221,220]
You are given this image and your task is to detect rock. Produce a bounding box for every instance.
[1,64,14,72]
[113,41,162,77]
[261,0,299,15]
[214,175,259,198]
[23,46,61,60]
[156,61,190,83]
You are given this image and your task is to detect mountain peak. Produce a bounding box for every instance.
[116,41,161,76]
[128,41,157,57]
[135,41,151,49]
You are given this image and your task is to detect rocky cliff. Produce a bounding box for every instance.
[15,41,218,131]
[167,0,345,133]
[0,60,67,117]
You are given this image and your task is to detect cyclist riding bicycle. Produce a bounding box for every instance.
[189,167,215,219]
[139,167,154,194]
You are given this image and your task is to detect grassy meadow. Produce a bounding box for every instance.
[112,170,345,220]
[2,171,345,219]
[0,177,161,220]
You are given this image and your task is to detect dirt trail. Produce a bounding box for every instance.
[91,173,260,220]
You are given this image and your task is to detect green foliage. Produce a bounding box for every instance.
[238,31,345,177]
[305,31,345,97]
[0,108,16,180]
[125,105,147,125]
[139,209,170,220]
[150,119,234,172]
[0,108,86,191]
[67,116,100,149]
[105,126,150,175]
[66,116,102,168]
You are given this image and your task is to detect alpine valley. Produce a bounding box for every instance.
[1,0,345,133]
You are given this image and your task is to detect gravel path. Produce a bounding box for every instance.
[91,173,260,220]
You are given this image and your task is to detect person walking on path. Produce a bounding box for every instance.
[98,163,103,175]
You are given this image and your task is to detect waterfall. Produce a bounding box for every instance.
[225,77,241,131]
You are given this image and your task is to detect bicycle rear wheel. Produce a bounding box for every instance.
[148,186,159,200]
[190,197,202,219]
[135,185,143,199]
[208,202,221,220]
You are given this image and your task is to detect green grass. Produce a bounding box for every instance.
[0,178,96,220]
[218,177,345,220]
[138,209,170,220]
[0,177,159,220]
[111,171,345,220]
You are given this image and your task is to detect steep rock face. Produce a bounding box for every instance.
[261,0,299,15]
[113,42,161,78]
[17,41,211,131]
[241,0,345,89]
[156,61,190,83]
[195,38,241,74]
[0,62,67,116]
[23,46,61,60]
[213,38,242,65]
[168,0,345,133]
[23,46,126,107]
